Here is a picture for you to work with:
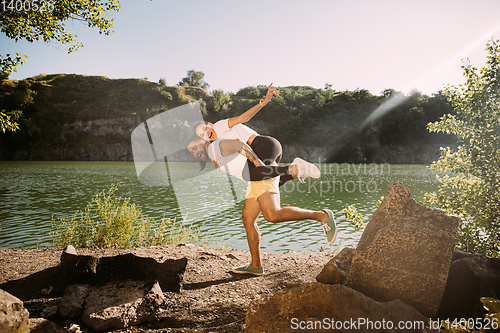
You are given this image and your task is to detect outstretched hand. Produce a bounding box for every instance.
[263,83,279,105]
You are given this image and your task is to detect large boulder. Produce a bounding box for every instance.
[81,280,165,332]
[344,182,462,318]
[0,289,29,333]
[246,282,429,333]
[316,247,354,285]
[437,249,500,319]
[56,246,187,292]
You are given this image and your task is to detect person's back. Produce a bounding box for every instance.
[207,139,250,181]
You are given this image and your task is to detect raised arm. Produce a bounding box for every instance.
[218,139,264,167]
[227,83,279,128]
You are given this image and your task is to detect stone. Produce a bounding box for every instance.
[41,305,58,318]
[57,249,187,292]
[64,245,77,255]
[316,247,354,285]
[344,182,462,318]
[58,247,99,287]
[0,288,29,333]
[437,249,500,319]
[81,280,164,332]
[58,284,91,318]
[246,282,429,333]
[68,324,82,333]
[27,318,70,332]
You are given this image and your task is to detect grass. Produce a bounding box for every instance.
[51,183,207,248]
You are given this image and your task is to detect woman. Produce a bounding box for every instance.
[193,83,320,184]
[194,83,279,144]
[186,135,317,184]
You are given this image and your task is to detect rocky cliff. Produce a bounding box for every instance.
[250,120,454,164]
[6,115,451,163]
[8,116,140,161]
[0,74,456,163]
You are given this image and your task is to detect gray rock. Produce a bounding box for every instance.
[27,318,70,332]
[81,280,164,332]
[41,305,58,318]
[0,288,29,333]
[58,284,91,318]
[437,249,500,319]
[345,182,462,318]
[246,282,429,333]
[316,247,354,285]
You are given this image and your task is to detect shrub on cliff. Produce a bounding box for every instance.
[425,39,500,257]
[177,70,210,90]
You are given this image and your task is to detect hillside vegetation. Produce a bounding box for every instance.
[0,74,209,156]
[0,74,455,162]
[212,85,456,162]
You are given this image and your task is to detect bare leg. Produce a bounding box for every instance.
[242,198,263,269]
[257,191,329,223]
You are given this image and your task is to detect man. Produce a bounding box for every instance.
[187,136,337,276]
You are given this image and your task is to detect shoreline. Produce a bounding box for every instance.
[0,244,336,332]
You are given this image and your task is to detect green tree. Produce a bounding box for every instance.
[0,0,121,77]
[207,89,232,113]
[177,70,210,90]
[0,78,35,132]
[0,110,21,132]
[0,53,27,79]
[425,39,500,257]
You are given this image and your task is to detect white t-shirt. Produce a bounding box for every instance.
[212,119,258,142]
[207,139,250,181]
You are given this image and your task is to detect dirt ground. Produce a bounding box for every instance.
[0,245,335,332]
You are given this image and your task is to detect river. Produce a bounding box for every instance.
[0,161,440,253]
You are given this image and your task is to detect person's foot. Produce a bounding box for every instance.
[321,209,337,244]
[231,264,264,276]
[292,157,321,182]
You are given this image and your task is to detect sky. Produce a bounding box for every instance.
[2,0,500,96]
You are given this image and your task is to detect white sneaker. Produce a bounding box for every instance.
[292,157,321,182]
[322,209,337,244]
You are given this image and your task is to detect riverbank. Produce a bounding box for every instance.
[0,244,336,332]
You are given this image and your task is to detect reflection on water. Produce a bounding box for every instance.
[0,161,439,253]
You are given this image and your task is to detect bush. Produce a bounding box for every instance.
[342,204,367,231]
[424,39,500,257]
[207,89,232,114]
[51,183,204,248]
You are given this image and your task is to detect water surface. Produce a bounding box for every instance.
[0,161,439,253]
